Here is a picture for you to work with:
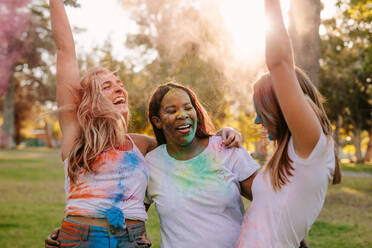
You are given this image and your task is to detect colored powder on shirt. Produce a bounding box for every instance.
[165,151,232,197]
[99,206,125,228]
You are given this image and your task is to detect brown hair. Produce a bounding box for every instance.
[148,81,215,145]
[67,67,127,183]
[253,67,341,191]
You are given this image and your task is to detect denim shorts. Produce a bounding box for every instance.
[58,217,151,248]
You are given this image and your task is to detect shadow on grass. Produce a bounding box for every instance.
[0,223,20,229]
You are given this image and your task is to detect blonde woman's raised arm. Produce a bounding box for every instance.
[50,0,80,160]
[264,0,321,158]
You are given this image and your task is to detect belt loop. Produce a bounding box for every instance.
[82,225,89,241]
[127,226,135,242]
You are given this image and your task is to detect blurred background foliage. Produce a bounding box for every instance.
[0,0,371,163]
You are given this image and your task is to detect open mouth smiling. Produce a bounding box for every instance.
[113,96,126,105]
[175,124,193,133]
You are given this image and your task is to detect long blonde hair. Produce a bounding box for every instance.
[253,67,341,191]
[67,67,127,184]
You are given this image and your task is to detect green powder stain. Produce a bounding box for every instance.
[168,152,233,197]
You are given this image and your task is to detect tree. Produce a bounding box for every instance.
[122,0,256,132]
[289,0,322,86]
[0,0,79,148]
[0,0,32,148]
[319,0,372,162]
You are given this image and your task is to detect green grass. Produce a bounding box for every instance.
[341,162,372,173]
[0,148,371,247]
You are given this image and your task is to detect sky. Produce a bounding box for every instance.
[65,0,137,60]
[65,0,338,62]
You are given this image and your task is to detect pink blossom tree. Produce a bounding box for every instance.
[0,0,31,94]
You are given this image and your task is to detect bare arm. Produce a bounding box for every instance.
[240,171,257,201]
[128,133,158,156]
[264,0,321,158]
[50,0,81,160]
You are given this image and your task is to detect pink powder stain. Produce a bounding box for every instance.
[236,208,271,248]
[125,194,139,201]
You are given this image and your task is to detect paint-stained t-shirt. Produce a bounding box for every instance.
[145,136,260,248]
[236,132,336,248]
[64,135,148,222]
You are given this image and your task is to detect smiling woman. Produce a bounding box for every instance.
[98,71,129,117]
[148,82,215,150]
[145,81,260,248]
[47,2,246,247]
[153,89,198,147]
[48,0,157,246]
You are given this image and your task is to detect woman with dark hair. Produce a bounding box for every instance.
[145,82,260,248]
[46,1,242,247]
[236,0,341,247]
[148,82,215,146]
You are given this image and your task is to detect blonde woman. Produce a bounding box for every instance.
[47,1,241,247]
[236,0,341,247]
[50,0,159,246]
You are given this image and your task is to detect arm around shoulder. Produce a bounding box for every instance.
[128,133,157,156]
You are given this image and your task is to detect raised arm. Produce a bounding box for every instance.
[50,0,81,160]
[264,0,321,158]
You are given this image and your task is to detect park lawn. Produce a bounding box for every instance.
[341,162,372,173]
[0,148,371,248]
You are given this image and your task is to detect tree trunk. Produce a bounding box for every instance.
[353,127,362,163]
[364,131,372,162]
[334,115,342,156]
[2,80,16,148]
[44,121,53,148]
[289,0,321,86]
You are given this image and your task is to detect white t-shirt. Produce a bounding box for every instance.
[145,136,260,248]
[236,132,336,248]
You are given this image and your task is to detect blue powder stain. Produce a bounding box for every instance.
[103,151,149,213]
[98,206,125,228]
[112,192,127,203]
[120,152,140,172]
[108,151,148,204]
[118,151,148,179]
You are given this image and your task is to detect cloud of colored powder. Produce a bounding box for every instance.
[0,0,31,94]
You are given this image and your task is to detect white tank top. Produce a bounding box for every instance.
[64,135,148,223]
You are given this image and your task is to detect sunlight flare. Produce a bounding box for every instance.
[219,0,290,62]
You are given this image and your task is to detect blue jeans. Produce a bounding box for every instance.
[58,218,150,248]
